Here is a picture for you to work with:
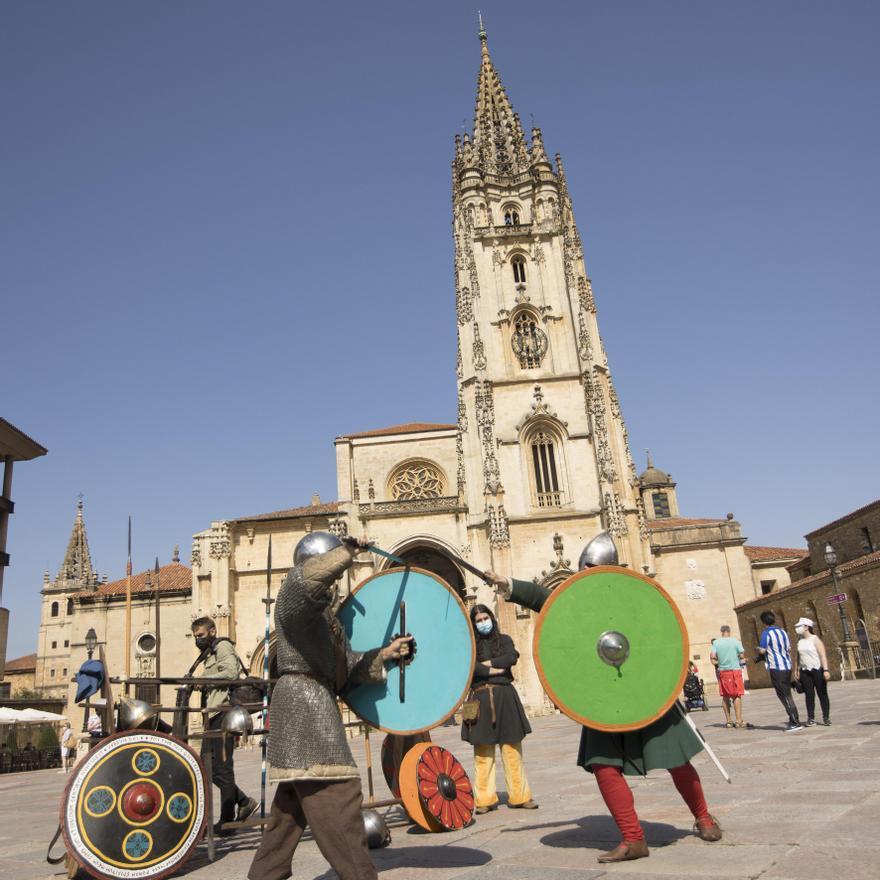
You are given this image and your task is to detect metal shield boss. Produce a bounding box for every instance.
[61,730,208,880]
[337,567,475,734]
[534,566,689,732]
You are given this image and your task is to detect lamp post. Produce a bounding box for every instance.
[82,628,98,734]
[823,543,852,642]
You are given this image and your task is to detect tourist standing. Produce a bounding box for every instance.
[757,611,802,731]
[461,603,537,813]
[792,617,831,726]
[60,721,74,773]
[711,626,746,728]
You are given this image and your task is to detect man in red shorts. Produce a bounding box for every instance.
[711,626,746,728]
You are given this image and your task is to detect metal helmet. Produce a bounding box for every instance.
[578,531,619,570]
[293,531,343,565]
[362,809,391,849]
[116,698,159,731]
[220,705,254,737]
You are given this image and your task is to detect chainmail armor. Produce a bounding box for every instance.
[268,545,385,780]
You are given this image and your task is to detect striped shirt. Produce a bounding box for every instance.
[760,626,792,671]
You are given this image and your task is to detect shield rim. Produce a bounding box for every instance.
[60,729,208,880]
[398,741,443,831]
[533,565,689,732]
[340,565,476,735]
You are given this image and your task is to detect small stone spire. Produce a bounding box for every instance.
[56,497,96,588]
[172,544,180,564]
[646,449,654,469]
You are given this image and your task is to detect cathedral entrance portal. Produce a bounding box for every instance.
[395,546,466,599]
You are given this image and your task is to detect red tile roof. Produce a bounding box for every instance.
[234,501,340,523]
[95,562,191,597]
[744,545,807,562]
[4,653,37,672]
[646,517,726,530]
[338,423,456,440]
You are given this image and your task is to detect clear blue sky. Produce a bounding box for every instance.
[2,2,877,659]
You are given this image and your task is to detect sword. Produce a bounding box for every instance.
[675,701,731,784]
[366,543,492,584]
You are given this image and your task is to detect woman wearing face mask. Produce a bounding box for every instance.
[792,617,832,726]
[461,604,537,813]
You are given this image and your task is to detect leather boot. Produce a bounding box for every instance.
[597,839,649,863]
[694,815,723,841]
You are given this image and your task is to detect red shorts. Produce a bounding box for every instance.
[718,669,744,698]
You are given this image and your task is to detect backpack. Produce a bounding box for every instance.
[190,637,266,708]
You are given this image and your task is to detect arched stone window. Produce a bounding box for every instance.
[51,601,59,618]
[511,255,527,284]
[652,491,671,518]
[504,208,520,226]
[511,310,547,369]
[66,598,74,615]
[530,430,561,508]
[388,461,446,501]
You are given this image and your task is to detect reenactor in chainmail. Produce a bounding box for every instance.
[248,532,412,880]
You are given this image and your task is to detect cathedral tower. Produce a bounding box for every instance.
[453,26,648,579]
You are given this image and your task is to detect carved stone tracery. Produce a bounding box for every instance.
[389,462,445,501]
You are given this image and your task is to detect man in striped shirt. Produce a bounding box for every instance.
[758,611,803,732]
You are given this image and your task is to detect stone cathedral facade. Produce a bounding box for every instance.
[35,33,803,718]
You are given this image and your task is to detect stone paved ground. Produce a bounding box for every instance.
[3,678,879,880]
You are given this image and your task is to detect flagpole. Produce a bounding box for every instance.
[125,516,132,693]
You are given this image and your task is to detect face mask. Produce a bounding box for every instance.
[475,620,494,636]
[195,635,214,651]
[795,627,805,636]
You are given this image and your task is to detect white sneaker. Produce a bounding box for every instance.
[784,722,803,732]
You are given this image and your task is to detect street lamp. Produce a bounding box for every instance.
[85,628,97,659]
[824,543,852,642]
[83,628,98,735]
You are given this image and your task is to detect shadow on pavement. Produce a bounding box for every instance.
[312,845,492,878]
[501,815,691,849]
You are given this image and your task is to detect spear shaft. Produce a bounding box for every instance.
[260,536,275,829]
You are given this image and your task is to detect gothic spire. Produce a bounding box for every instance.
[472,21,529,176]
[56,497,96,588]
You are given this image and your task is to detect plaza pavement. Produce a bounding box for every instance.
[2,678,879,880]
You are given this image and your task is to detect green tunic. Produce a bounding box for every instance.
[508,578,703,776]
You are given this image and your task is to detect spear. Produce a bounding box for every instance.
[259,536,275,829]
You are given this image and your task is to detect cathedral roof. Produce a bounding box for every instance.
[743,545,807,563]
[338,423,456,440]
[95,561,191,597]
[234,501,341,523]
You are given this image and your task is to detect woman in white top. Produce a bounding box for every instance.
[60,722,74,773]
[792,617,831,726]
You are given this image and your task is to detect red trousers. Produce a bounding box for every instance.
[592,762,711,842]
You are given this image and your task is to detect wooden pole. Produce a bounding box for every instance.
[125,516,132,692]
[154,556,161,687]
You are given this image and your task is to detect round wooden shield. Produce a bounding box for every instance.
[534,566,688,732]
[61,730,207,880]
[338,567,475,734]
[380,732,431,798]
[399,743,474,831]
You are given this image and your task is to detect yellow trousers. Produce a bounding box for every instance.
[473,742,531,808]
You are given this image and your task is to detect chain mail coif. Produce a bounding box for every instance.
[269,545,385,780]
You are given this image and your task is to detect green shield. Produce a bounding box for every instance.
[534,566,688,731]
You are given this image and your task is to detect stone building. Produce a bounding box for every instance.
[736,499,880,687]
[183,30,801,714]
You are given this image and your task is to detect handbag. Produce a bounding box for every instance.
[461,690,480,724]
[791,676,804,694]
